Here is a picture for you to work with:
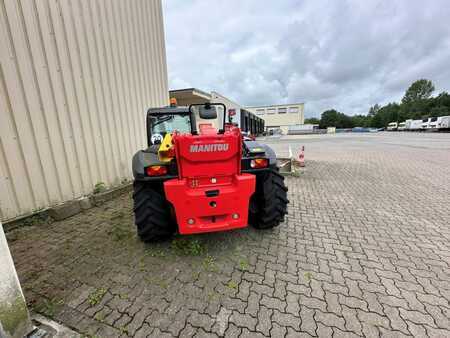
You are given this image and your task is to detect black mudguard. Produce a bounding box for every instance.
[132,148,177,181]
[241,140,278,174]
[243,140,277,165]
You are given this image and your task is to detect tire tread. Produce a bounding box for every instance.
[133,181,175,242]
[249,167,289,229]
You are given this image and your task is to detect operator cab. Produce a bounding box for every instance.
[146,102,226,146]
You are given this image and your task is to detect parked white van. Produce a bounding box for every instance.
[387,122,398,131]
[398,122,406,131]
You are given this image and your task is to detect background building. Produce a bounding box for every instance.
[246,103,305,134]
[169,88,265,135]
[0,0,168,221]
[168,88,211,106]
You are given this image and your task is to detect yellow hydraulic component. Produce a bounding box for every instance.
[158,133,175,162]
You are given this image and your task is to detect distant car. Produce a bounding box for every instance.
[387,122,398,131]
[437,116,450,130]
[398,122,406,131]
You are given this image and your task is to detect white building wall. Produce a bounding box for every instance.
[246,103,305,134]
[0,0,168,221]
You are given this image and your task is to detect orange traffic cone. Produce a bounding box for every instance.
[298,146,305,167]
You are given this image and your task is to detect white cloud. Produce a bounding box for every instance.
[163,0,450,117]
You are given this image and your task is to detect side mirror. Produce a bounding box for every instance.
[199,103,218,119]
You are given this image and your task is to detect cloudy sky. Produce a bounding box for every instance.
[162,1,450,117]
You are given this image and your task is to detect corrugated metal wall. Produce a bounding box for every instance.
[0,0,168,221]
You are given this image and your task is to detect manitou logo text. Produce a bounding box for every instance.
[190,143,229,153]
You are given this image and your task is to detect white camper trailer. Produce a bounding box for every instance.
[387,122,398,131]
[404,119,413,130]
[409,120,424,131]
[437,116,450,130]
[427,117,438,130]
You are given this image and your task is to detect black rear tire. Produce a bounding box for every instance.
[133,181,175,242]
[249,167,289,229]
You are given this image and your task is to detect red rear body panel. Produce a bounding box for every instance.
[164,127,255,234]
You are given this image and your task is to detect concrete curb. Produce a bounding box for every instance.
[4,183,132,231]
[30,313,81,338]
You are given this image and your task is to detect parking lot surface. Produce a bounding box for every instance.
[7,132,450,337]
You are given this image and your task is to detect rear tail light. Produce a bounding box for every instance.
[146,165,168,176]
[250,158,268,169]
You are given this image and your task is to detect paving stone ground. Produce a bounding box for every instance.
[7,132,450,337]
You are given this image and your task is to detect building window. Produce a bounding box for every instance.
[267,108,276,114]
[256,109,265,115]
[278,107,287,114]
[289,107,299,113]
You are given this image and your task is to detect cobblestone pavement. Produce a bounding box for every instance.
[7,132,450,337]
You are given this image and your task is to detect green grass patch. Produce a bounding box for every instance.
[171,238,206,256]
[144,248,167,258]
[207,291,219,301]
[227,280,238,290]
[138,261,147,272]
[304,271,313,281]
[108,223,132,242]
[119,326,129,335]
[93,182,107,194]
[33,298,64,318]
[238,259,249,271]
[192,271,200,280]
[19,212,50,227]
[88,288,107,306]
[202,255,217,272]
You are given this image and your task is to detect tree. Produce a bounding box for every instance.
[304,117,320,125]
[319,109,353,129]
[430,92,450,116]
[319,79,449,130]
[319,109,339,128]
[402,79,435,104]
[370,103,400,128]
[368,104,380,117]
[351,115,372,127]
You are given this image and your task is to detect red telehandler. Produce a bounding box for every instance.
[132,101,288,241]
